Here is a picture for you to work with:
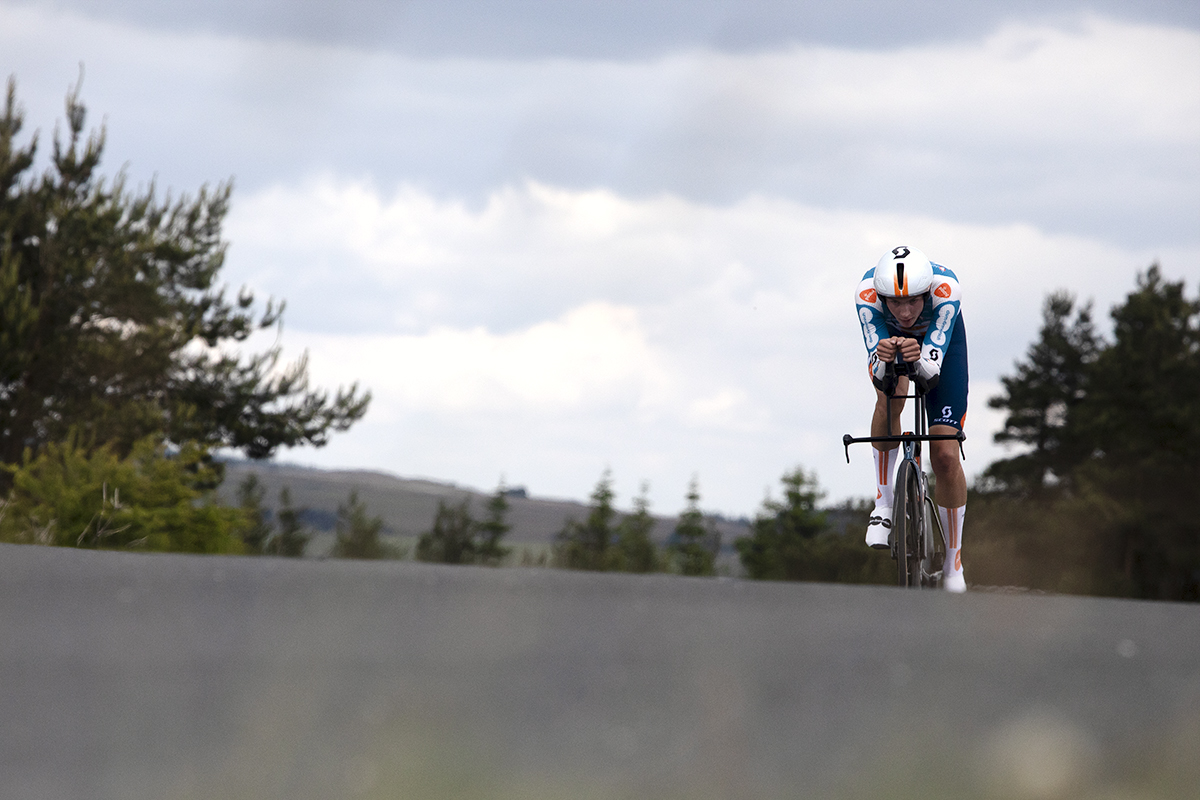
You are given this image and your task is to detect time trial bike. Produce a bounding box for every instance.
[842,357,966,588]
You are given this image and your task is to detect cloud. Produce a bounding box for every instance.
[3,3,1197,512]
[226,179,838,334]
[18,0,1200,57]
[617,17,1200,241]
[225,178,1198,512]
[3,7,1197,247]
[298,303,674,416]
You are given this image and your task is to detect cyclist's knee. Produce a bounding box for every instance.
[873,391,888,415]
[874,387,906,416]
[929,439,960,476]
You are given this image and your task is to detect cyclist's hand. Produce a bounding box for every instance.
[877,337,920,362]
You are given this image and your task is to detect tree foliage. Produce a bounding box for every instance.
[736,468,828,580]
[0,76,369,484]
[554,469,619,571]
[331,490,399,560]
[1080,266,1200,463]
[553,471,674,573]
[234,474,311,557]
[0,434,246,552]
[669,476,719,576]
[264,486,310,557]
[236,473,272,554]
[735,468,892,584]
[983,291,1100,494]
[476,485,513,566]
[417,498,477,564]
[978,266,1200,600]
[614,482,664,573]
[415,484,513,566]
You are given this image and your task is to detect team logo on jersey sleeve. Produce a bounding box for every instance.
[859,288,878,303]
[934,283,952,299]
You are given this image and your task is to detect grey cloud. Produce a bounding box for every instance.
[6,5,1196,251]
[19,0,1200,57]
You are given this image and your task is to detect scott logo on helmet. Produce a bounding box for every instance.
[873,246,933,300]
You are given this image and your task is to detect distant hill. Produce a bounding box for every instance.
[218,461,752,557]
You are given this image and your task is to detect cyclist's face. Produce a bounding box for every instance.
[885,295,925,326]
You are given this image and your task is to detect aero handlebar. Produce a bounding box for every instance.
[842,354,966,463]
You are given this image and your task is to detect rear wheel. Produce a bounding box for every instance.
[922,496,946,588]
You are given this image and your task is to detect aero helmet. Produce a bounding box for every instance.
[873,246,933,298]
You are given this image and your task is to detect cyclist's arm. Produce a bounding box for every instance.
[856,276,890,384]
[915,266,962,385]
[857,274,923,380]
[856,275,922,388]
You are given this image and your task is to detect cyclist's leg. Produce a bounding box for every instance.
[865,377,908,547]
[872,375,908,442]
[930,427,967,589]
[925,316,968,591]
[929,429,966,507]
[937,503,966,591]
[925,317,967,502]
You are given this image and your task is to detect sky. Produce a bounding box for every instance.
[2,0,1198,516]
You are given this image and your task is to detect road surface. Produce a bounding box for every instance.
[2,543,1197,799]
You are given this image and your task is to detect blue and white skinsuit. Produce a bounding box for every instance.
[854,263,968,430]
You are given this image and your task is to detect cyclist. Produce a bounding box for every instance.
[856,246,968,592]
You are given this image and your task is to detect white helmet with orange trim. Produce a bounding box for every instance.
[873,246,933,299]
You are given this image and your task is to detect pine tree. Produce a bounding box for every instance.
[984,291,1099,493]
[331,490,395,560]
[0,434,245,552]
[554,469,618,570]
[235,473,272,554]
[416,498,477,565]
[476,483,512,566]
[0,77,369,485]
[1079,265,1200,465]
[267,486,310,557]
[670,476,719,576]
[974,266,1200,600]
[735,468,828,580]
[1074,266,1200,598]
[615,481,663,573]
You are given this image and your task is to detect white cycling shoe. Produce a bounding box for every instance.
[943,571,967,593]
[865,507,892,549]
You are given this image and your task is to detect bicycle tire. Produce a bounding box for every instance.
[891,460,921,588]
[904,466,923,587]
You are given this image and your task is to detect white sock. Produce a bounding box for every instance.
[872,447,897,507]
[938,504,966,577]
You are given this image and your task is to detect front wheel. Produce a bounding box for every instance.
[891,461,922,588]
